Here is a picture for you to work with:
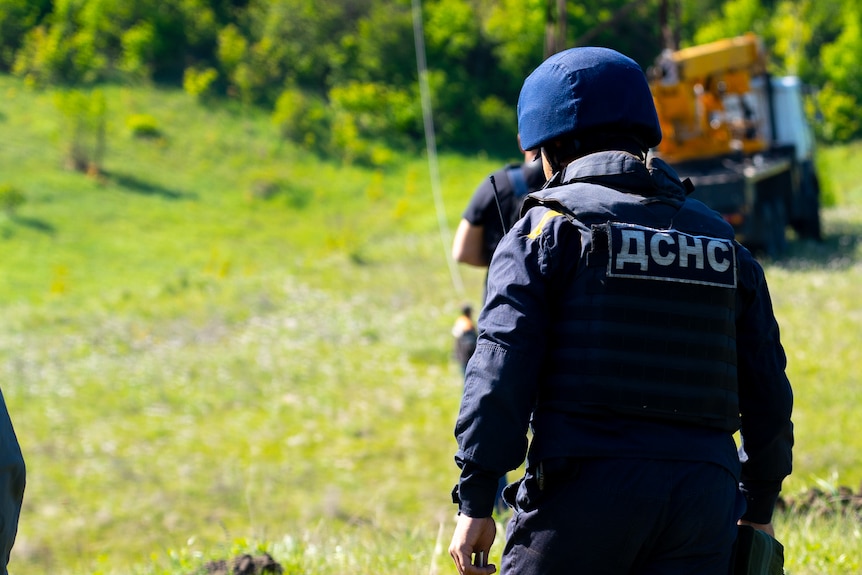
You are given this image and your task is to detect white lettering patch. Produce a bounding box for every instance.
[606,223,737,288]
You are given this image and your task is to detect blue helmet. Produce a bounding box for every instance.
[517,47,662,151]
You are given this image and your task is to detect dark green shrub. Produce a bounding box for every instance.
[126,113,161,139]
[119,22,157,80]
[815,85,861,144]
[0,183,25,216]
[183,66,219,101]
[272,88,331,152]
[54,88,107,174]
[0,0,49,71]
[13,19,106,86]
[327,81,417,165]
[244,171,310,210]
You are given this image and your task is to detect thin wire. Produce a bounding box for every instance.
[411,0,465,298]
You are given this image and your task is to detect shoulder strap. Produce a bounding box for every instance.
[506,165,529,198]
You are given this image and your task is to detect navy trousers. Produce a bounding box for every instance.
[501,458,739,575]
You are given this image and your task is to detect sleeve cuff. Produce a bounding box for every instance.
[452,468,499,518]
[739,480,782,524]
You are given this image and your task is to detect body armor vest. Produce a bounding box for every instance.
[531,182,741,432]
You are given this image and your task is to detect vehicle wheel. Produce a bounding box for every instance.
[756,199,787,258]
[771,199,788,256]
[799,175,823,241]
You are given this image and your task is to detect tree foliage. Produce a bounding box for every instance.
[2,0,862,154]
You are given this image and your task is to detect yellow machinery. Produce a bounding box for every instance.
[647,33,822,256]
[650,34,770,163]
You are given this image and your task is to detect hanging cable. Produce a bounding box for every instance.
[411,0,465,298]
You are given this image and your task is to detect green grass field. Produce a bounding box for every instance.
[1,73,862,574]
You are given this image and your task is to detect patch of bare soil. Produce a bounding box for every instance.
[197,553,283,575]
[777,482,862,518]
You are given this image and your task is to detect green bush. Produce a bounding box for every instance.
[224,40,283,106]
[329,81,418,142]
[272,87,331,152]
[119,22,156,80]
[0,183,25,215]
[326,81,418,165]
[329,113,396,167]
[13,21,106,86]
[216,24,247,76]
[0,0,47,71]
[244,170,310,210]
[125,113,161,139]
[273,82,413,166]
[815,84,861,144]
[54,88,107,173]
[183,66,219,101]
[477,95,517,146]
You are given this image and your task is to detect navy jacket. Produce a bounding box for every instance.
[0,389,23,574]
[453,151,793,524]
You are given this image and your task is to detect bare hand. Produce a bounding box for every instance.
[738,519,775,538]
[448,514,497,574]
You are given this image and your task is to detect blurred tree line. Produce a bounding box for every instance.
[1,0,859,163]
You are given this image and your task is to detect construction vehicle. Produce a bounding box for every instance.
[649,33,821,256]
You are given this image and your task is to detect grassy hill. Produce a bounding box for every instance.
[1,73,862,574]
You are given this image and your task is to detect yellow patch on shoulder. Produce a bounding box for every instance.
[526,210,564,239]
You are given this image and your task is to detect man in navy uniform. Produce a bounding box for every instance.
[448,46,793,575]
[0,389,24,575]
